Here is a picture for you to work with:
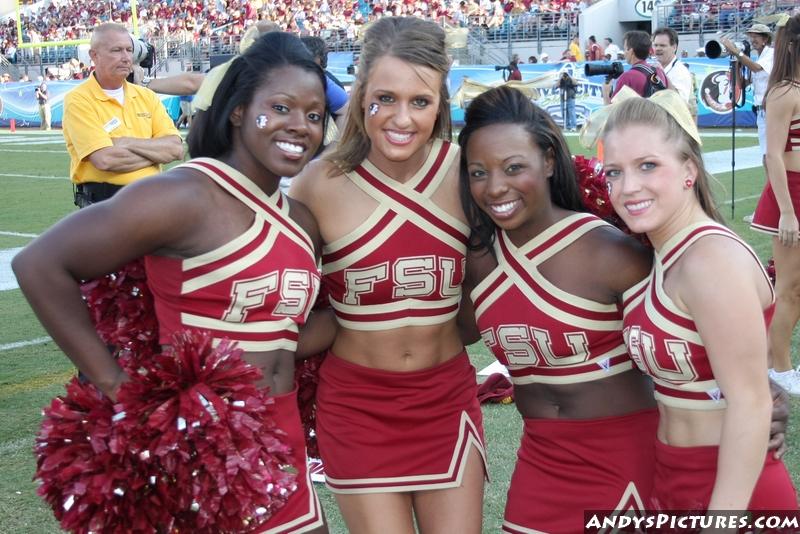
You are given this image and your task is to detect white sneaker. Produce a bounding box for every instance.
[743,213,754,223]
[769,368,800,396]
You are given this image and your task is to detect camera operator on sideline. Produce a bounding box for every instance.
[653,27,696,119]
[496,54,522,81]
[556,71,578,131]
[722,23,774,222]
[602,30,667,104]
[64,23,183,208]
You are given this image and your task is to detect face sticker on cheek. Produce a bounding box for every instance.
[256,114,269,129]
[368,103,379,117]
[606,181,613,196]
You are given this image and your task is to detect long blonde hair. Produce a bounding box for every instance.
[326,17,452,173]
[600,97,725,224]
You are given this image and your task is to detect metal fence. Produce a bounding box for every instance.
[657,0,799,43]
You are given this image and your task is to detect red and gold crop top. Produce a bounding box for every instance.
[321,139,469,331]
[622,222,774,410]
[786,113,800,152]
[145,158,320,352]
[472,213,633,385]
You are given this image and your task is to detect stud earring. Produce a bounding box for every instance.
[684,179,694,189]
[256,114,269,129]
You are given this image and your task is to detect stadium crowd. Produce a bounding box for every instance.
[1,0,596,62]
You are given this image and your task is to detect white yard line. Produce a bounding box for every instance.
[0,172,69,180]
[0,148,68,153]
[0,230,38,238]
[0,336,51,352]
[720,194,762,205]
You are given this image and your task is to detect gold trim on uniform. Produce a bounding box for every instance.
[324,411,486,494]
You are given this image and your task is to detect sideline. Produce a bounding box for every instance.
[0,336,51,352]
[0,230,38,238]
[0,172,69,180]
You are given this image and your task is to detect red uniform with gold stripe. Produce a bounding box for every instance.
[752,113,800,235]
[145,158,325,533]
[317,139,487,493]
[622,221,796,512]
[472,213,657,534]
[322,138,469,330]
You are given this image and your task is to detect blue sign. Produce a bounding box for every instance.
[0,58,753,129]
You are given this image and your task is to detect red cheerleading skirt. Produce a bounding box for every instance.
[751,170,800,235]
[315,351,487,494]
[252,388,325,534]
[651,439,798,512]
[503,409,659,534]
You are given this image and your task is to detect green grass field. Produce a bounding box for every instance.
[0,128,796,533]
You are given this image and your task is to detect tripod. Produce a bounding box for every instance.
[728,54,749,219]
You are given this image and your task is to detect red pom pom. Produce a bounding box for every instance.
[573,155,651,248]
[766,258,776,286]
[295,354,324,459]
[80,259,159,368]
[294,283,331,459]
[574,155,615,220]
[36,331,298,533]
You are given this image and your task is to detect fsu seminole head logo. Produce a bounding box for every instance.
[701,71,743,114]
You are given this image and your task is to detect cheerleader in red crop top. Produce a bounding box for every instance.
[604,91,797,512]
[289,17,486,534]
[13,33,333,533]
[459,86,659,534]
[751,19,800,399]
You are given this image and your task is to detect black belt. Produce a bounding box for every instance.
[74,182,124,202]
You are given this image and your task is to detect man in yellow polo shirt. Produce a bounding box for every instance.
[64,23,183,207]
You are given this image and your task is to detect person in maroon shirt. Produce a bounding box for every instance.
[603,30,667,104]
[586,34,603,60]
[507,53,522,81]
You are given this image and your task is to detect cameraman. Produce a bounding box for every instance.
[496,54,522,81]
[602,30,667,104]
[63,23,183,208]
[556,71,577,131]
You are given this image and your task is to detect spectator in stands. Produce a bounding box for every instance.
[540,52,549,63]
[586,34,603,60]
[64,23,182,208]
[568,33,584,61]
[652,27,695,119]
[603,30,667,104]
[603,36,620,58]
[35,76,51,130]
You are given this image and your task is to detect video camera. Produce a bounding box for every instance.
[705,38,750,60]
[126,36,155,84]
[584,61,624,81]
[494,64,512,72]
[132,37,155,69]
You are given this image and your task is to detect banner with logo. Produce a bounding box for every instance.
[448,58,757,128]
[0,57,754,129]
